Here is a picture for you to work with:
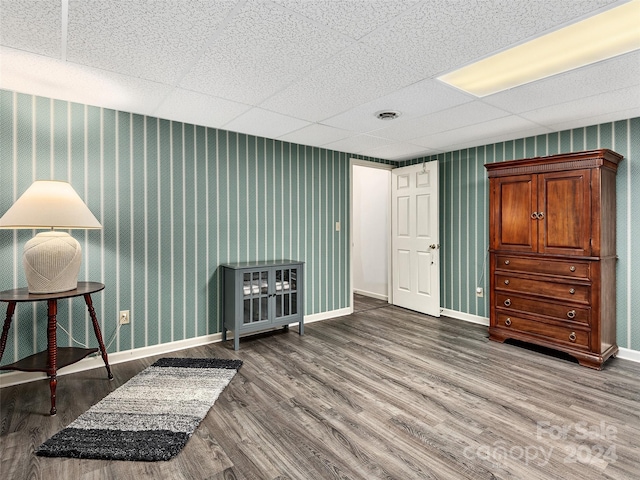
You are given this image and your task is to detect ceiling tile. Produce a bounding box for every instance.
[547,107,640,133]
[179,0,354,105]
[419,117,554,151]
[153,89,252,129]
[260,43,422,122]
[361,0,619,77]
[0,47,171,115]
[372,101,512,142]
[520,85,640,126]
[482,50,640,114]
[410,116,536,149]
[322,134,395,154]
[358,142,437,161]
[222,108,310,140]
[272,0,420,39]
[321,79,474,133]
[66,0,237,84]
[0,0,61,57]
[277,123,354,147]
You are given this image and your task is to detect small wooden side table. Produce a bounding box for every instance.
[0,282,113,415]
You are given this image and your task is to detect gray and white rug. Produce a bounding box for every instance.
[36,357,242,461]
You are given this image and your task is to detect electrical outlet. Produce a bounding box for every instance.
[476,287,484,298]
[119,310,130,325]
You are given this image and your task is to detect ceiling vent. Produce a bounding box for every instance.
[375,110,401,120]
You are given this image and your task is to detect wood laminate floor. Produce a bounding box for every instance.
[1,294,639,479]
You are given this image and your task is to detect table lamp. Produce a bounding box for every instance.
[0,180,102,294]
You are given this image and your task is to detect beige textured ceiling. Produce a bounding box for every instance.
[1,0,639,160]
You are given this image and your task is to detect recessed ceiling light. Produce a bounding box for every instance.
[375,110,401,120]
[437,0,640,97]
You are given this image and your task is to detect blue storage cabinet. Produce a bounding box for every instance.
[221,260,304,350]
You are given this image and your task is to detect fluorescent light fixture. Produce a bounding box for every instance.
[438,0,640,97]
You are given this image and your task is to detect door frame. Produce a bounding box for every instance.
[349,159,394,312]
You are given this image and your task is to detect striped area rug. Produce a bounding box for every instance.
[36,357,242,461]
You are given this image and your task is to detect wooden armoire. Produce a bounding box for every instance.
[485,149,622,369]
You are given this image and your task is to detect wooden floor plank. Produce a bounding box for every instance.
[1,294,639,479]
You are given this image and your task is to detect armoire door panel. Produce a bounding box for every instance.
[492,175,537,252]
[539,170,591,256]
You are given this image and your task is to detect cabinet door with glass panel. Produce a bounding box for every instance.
[273,265,300,322]
[242,269,270,327]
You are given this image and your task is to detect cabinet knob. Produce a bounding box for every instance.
[569,288,575,294]
[504,260,510,265]
[569,332,577,342]
[531,212,538,219]
[504,279,510,285]
[504,299,511,307]
[567,310,576,319]
[569,266,576,272]
[505,318,512,326]
[537,211,544,219]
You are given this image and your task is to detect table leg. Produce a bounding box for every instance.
[84,293,113,380]
[0,301,16,363]
[47,299,58,416]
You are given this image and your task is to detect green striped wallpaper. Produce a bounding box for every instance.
[2,88,638,368]
[401,118,640,352]
[0,89,392,366]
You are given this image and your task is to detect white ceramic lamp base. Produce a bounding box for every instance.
[23,231,82,294]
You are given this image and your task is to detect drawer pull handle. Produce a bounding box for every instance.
[570,266,576,272]
[531,212,538,219]
[569,332,577,342]
[569,288,575,294]
[505,318,512,326]
[504,260,510,265]
[504,279,510,285]
[504,299,511,307]
[567,310,576,319]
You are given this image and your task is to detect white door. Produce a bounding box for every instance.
[392,161,440,316]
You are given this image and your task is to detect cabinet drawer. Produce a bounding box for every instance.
[496,293,590,324]
[495,255,589,279]
[496,313,589,348]
[495,274,589,303]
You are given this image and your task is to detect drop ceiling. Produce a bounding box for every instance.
[1,0,639,161]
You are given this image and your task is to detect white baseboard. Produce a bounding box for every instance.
[617,347,640,364]
[353,289,388,302]
[305,307,352,324]
[0,307,354,388]
[441,308,490,326]
[5,306,633,388]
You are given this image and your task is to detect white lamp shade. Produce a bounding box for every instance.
[0,180,101,229]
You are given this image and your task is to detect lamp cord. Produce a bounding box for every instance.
[478,247,489,286]
[56,321,120,352]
